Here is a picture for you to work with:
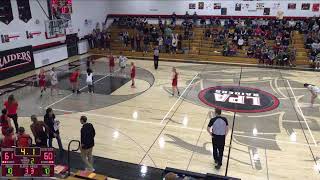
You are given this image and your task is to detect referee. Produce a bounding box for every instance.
[207,108,228,170]
[153,46,160,70]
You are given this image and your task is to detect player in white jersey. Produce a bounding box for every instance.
[304,83,320,107]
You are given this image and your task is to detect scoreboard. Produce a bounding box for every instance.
[1,147,55,177]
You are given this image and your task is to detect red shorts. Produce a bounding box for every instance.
[39,80,46,87]
[109,61,115,67]
[172,80,177,86]
[131,73,135,79]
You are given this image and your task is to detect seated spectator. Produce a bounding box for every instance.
[17,127,31,147]
[229,44,237,56]
[238,36,244,49]
[165,37,172,53]
[282,38,290,47]
[222,43,230,56]
[247,46,254,58]
[267,49,276,65]
[143,35,150,54]
[311,40,320,51]
[315,52,320,70]
[205,28,211,39]
[1,127,15,148]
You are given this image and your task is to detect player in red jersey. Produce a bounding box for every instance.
[171,67,180,96]
[70,69,81,94]
[1,127,15,148]
[0,109,12,136]
[4,95,19,133]
[17,127,31,147]
[38,68,46,97]
[130,62,136,88]
[108,52,115,74]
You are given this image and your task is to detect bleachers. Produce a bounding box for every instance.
[90,16,312,67]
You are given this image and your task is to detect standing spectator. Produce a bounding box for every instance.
[30,115,48,147]
[171,12,177,25]
[136,34,141,52]
[105,33,111,52]
[143,35,150,54]
[1,127,15,148]
[171,34,178,54]
[192,12,198,26]
[177,34,182,51]
[86,68,94,93]
[80,116,96,172]
[44,108,64,152]
[4,95,19,133]
[130,35,135,52]
[17,127,31,147]
[49,67,59,96]
[157,36,164,52]
[165,37,172,53]
[69,69,81,94]
[154,46,160,70]
[207,109,228,170]
[0,109,11,136]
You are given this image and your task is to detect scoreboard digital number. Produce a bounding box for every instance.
[1,147,54,177]
[51,0,72,14]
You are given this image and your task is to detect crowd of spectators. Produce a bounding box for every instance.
[86,23,112,51]
[88,13,319,67]
[203,18,300,66]
[303,17,320,69]
[112,12,200,54]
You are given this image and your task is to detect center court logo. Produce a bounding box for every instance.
[198,86,280,113]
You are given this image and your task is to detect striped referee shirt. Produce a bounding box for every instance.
[208,116,228,136]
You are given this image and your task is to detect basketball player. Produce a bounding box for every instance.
[108,52,115,74]
[4,95,19,133]
[17,127,31,147]
[119,52,127,77]
[38,68,46,97]
[70,69,81,94]
[171,67,180,96]
[49,67,59,96]
[130,62,136,88]
[0,109,12,136]
[86,68,94,93]
[304,83,320,107]
[1,127,15,148]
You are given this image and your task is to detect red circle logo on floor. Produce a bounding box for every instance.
[198,86,280,113]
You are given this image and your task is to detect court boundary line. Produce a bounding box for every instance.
[287,80,317,146]
[45,68,121,109]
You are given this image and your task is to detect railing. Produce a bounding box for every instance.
[67,140,81,176]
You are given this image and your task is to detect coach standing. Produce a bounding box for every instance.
[154,46,160,70]
[80,116,96,172]
[207,108,228,170]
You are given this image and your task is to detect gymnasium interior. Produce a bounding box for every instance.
[1,0,320,179]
